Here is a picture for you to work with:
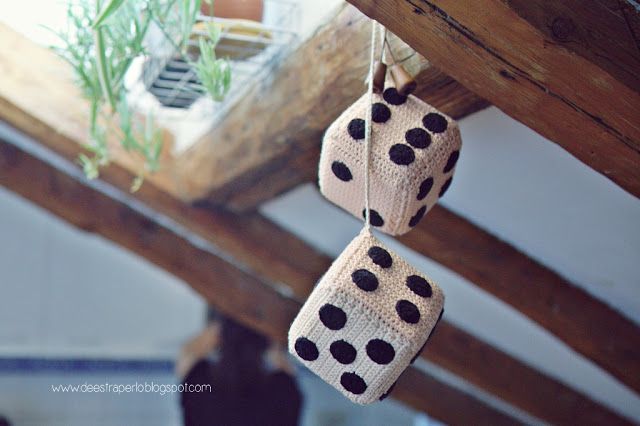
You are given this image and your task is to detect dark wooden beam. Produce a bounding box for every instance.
[176,4,488,209]
[346,0,640,198]
[399,206,640,394]
[0,136,521,426]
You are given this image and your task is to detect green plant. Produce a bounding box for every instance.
[51,0,231,190]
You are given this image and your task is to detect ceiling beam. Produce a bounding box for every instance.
[346,0,640,198]
[175,4,489,208]
[399,205,640,394]
[0,136,522,426]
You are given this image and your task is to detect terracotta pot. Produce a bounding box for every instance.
[200,0,264,22]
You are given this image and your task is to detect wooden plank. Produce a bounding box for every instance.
[0,137,521,426]
[175,4,489,208]
[393,367,520,426]
[346,0,640,198]
[399,206,640,394]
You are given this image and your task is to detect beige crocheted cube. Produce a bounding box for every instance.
[319,87,462,236]
[288,229,445,404]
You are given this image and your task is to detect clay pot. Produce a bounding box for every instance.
[200,0,264,22]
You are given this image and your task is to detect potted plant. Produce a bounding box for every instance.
[51,0,231,190]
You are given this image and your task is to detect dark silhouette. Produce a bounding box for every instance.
[178,316,302,426]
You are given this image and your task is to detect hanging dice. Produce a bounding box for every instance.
[288,229,445,404]
[319,87,462,236]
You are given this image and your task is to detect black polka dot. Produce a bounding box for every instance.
[443,150,460,173]
[331,161,352,182]
[340,372,367,395]
[439,177,453,197]
[372,103,391,123]
[417,177,433,200]
[351,269,379,292]
[347,118,365,140]
[389,144,415,165]
[366,339,395,364]
[405,128,431,149]
[382,87,407,105]
[368,246,392,269]
[362,209,384,227]
[330,340,357,364]
[422,113,448,133]
[319,304,347,330]
[379,382,397,400]
[294,337,319,361]
[408,206,427,227]
[396,300,421,324]
[406,275,432,298]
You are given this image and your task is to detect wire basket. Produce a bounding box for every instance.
[127,0,299,151]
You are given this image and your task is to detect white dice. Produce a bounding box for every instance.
[288,229,444,404]
[319,87,462,235]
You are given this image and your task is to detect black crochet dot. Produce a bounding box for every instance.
[439,177,453,197]
[362,209,385,227]
[383,87,408,105]
[389,144,415,165]
[443,150,460,173]
[366,339,395,365]
[423,112,448,133]
[408,206,427,227]
[347,118,365,140]
[340,372,367,395]
[417,177,434,201]
[294,337,319,361]
[367,246,392,269]
[406,275,432,298]
[396,300,421,324]
[405,128,431,149]
[331,161,352,182]
[372,103,391,123]
[330,340,357,364]
[319,304,347,330]
[379,382,397,400]
[351,269,379,292]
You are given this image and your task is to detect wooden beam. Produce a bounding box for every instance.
[346,0,640,198]
[175,4,489,208]
[399,206,640,394]
[0,137,521,426]
[393,367,519,426]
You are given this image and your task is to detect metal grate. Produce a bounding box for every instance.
[139,0,299,118]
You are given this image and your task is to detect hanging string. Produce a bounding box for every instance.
[363,21,386,231]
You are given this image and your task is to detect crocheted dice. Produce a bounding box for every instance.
[319,87,462,236]
[288,229,445,404]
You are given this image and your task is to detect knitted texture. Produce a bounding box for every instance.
[319,87,462,235]
[288,228,445,404]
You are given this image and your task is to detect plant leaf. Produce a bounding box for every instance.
[92,0,127,28]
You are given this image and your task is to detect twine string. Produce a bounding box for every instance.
[363,21,386,231]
